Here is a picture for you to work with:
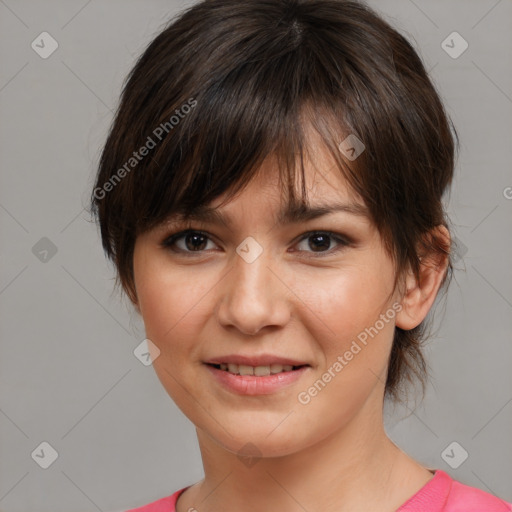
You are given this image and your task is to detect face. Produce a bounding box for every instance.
[132,142,403,458]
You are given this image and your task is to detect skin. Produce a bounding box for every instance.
[132,132,450,512]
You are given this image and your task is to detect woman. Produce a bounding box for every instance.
[90,0,512,510]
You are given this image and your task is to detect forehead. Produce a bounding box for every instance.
[236,151,361,209]
[219,124,364,206]
[161,144,369,232]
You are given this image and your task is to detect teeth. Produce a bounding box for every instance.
[216,363,301,375]
[254,366,271,376]
[239,365,254,376]
[270,364,284,374]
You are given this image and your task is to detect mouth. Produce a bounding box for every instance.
[205,362,309,376]
[204,361,311,395]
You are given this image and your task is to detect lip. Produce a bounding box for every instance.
[205,363,310,395]
[203,354,309,367]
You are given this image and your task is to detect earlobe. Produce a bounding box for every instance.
[395,265,422,330]
[395,226,450,331]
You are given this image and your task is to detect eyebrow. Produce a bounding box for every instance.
[167,201,369,228]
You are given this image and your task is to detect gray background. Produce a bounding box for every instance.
[0,0,511,511]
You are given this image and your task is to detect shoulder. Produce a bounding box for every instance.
[445,478,512,512]
[397,470,511,512]
[124,487,189,512]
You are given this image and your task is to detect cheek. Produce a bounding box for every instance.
[290,258,395,347]
[136,265,211,343]
[292,272,396,429]
[288,260,397,405]
[133,258,217,416]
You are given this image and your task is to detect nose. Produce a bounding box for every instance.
[215,243,291,336]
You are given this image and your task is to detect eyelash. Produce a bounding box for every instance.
[160,229,350,258]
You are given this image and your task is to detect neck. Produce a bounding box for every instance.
[177,395,433,512]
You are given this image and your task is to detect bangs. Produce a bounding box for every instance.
[128,44,361,238]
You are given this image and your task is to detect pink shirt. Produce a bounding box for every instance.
[126,470,512,511]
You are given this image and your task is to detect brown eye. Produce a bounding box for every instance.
[294,231,349,256]
[161,230,216,253]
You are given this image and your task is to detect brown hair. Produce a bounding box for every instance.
[89,0,458,402]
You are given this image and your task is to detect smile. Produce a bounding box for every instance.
[208,363,307,376]
[204,363,310,395]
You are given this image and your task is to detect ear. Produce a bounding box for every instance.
[395,225,450,330]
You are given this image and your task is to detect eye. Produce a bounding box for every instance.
[293,231,350,257]
[161,229,218,254]
[161,229,350,257]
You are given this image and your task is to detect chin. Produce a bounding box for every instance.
[204,417,319,460]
